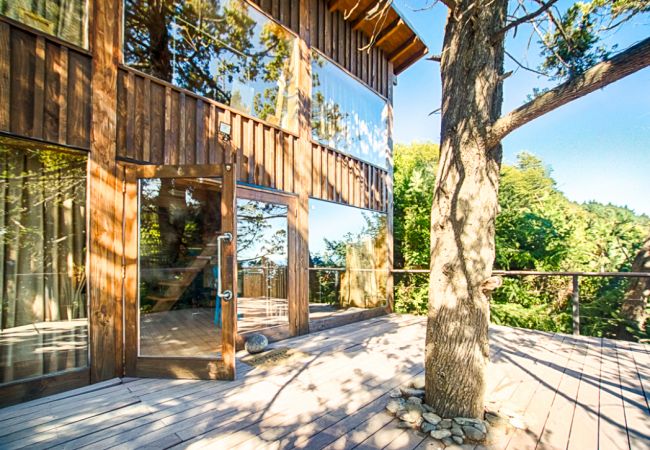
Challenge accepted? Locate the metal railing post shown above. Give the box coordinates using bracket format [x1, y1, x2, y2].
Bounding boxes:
[572, 275, 580, 335]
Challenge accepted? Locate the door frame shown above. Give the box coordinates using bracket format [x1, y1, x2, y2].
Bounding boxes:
[236, 186, 300, 345]
[123, 161, 238, 380]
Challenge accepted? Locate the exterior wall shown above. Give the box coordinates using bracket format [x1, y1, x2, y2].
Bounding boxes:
[0, 0, 401, 404]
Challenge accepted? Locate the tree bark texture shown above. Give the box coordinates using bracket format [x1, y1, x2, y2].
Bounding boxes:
[425, 0, 508, 419]
[618, 236, 650, 340]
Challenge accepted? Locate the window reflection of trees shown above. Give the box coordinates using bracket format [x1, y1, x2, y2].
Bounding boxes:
[309, 200, 388, 311]
[124, 0, 299, 131]
[311, 51, 389, 168]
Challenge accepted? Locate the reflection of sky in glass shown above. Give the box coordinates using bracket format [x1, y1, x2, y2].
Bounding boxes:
[312, 53, 389, 168]
[237, 199, 288, 266]
[309, 199, 385, 266]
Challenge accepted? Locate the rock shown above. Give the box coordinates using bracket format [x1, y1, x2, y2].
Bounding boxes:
[400, 386, 425, 397]
[389, 390, 402, 398]
[244, 334, 268, 354]
[454, 418, 487, 434]
[398, 420, 415, 429]
[430, 429, 452, 440]
[423, 412, 442, 425]
[421, 422, 437, 434]
[386, 398, 406, 414]
[440, 418, 453, 429]
[462, 425, 487, 442]
[407, 396, 423, 405]
[422, 403, 434, 413]
[441, 437, 455, 446]
[411, 375, 426, 390]
[451, 425, 464, 437]
[399, 403, 424, 423]
[452, 436, 464, 445]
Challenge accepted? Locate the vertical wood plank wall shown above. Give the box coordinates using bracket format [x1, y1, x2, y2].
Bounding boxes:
[0, 21, 91, 148]
[309, 0, 393, 100]
[251, 0, 300, 33]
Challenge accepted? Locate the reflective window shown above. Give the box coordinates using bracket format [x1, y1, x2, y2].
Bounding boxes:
[138, 177, 223, 358]
[237, 198, 288, 332]
[0, 141, 88, 385]
[311, 51, 389, 168]
[1, 0, 88, 48]
[309, 199, 388, 318]
[124, 0, 299, 132]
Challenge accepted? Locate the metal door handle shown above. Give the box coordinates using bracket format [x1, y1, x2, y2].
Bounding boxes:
[217, 232, 233, 302]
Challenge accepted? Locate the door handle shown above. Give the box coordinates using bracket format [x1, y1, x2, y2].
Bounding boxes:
[217, 232, 233, 302]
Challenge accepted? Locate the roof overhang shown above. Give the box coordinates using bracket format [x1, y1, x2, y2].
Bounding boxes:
[327, 0, 429, 75]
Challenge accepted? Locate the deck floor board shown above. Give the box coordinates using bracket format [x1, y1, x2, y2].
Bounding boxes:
[0, 315, 648, 450]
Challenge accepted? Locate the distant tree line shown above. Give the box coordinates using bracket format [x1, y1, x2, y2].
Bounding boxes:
[394, 141, 650, 341]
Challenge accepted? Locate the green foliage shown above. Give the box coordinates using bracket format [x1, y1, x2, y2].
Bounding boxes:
[393, 142, 650, 340]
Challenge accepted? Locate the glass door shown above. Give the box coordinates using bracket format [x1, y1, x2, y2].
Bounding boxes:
[123, 163, 237, 380]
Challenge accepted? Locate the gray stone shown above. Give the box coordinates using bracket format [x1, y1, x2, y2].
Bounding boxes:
[454, 418, 487, 434]
[407, 396, 423, 405]
[400, 386, 425, 397]
[399, 403, 424, 423]
[389, 390, 403, 398]
[423, 412, 442, 425]
[441, 437, 455, 446]
[452, 436, 464, 445]
[421, 422, 437, 434]
[244, 334, 268, 354]
[440, 418, 453, 429]
[462, 425, 487, 442]
[422, 403, 434, 413]
[386, 398, 406, 414]
[430, 429, 452, 440]
[412, 375, 426, 390]
[398, 420, 415, 429]
[451, 425, 464, 437]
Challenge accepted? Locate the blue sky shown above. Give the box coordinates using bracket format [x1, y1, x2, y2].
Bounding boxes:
[392, 1, 650, 216]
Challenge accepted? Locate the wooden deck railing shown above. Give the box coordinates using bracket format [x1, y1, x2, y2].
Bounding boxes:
[391, 269, 650, 336]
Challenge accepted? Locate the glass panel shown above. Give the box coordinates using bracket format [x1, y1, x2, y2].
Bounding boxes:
[1, 0, 88, 48]
[0, 143, 88, 385]
[138, 177, 223, 358]
[311, 51, 389, 168]
[124, 0, 299, 132]
[308, 199, 388, 319]
[237, 198, 288, 332]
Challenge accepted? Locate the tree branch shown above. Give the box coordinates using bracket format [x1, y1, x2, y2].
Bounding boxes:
[488, 36, 650, 147]
[493, 0, 559, 41]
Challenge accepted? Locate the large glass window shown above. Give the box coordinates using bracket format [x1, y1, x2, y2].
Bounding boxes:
[311, 51, 390, 168]
[237, 198, 288, 332]
[0, 140, 88, 385]
[124, 0, 299, 132]
[1, 0, 88, 48]
[309, 199, 388, 319]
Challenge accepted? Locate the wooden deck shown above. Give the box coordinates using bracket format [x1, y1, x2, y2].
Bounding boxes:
[0, 314, 648, 449]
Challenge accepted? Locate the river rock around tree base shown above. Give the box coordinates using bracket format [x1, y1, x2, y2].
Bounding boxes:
[384, 379, 520, 448]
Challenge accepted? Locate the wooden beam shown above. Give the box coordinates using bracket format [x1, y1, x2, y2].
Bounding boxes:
[374, 17, 403, 48]
[350, 2, 376, 31]
[89, 0, 122, 382]
[393, 45, 428, 74]
[387, 35, 418, 62]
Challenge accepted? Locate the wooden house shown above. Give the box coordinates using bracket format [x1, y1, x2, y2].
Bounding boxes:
[0, 0, 427, 406]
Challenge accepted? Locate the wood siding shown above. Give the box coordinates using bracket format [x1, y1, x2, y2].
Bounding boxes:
[309, 0, 392, 100]
[0, 20, 91, 148]
[116, 67, 298, 194]
[310, 142, 389, 213]
[251, 0, 300, 34]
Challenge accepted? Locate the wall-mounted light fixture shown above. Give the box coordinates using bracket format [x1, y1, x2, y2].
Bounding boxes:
[219, 121, 232, 141]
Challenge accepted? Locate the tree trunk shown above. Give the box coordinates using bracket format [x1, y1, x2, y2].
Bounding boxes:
[618, 236, 650, 340]
[425, 0, 507, 419]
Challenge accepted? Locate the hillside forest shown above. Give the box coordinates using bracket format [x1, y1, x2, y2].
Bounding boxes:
[394, 142, 650, 342]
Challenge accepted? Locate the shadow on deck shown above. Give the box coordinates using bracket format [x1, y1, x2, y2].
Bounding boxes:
[0, 314, 648, 449]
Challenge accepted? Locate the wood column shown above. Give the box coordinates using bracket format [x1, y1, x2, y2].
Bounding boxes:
[292, 0, 312, 335]
[385, 65, 395, 313]
[88, 0, 123, 382]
